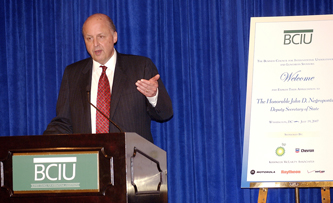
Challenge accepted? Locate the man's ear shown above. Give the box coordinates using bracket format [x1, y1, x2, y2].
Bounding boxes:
[113, 31, 118, 44]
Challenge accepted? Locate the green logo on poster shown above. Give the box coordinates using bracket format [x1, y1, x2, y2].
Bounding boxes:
[276, 147, 285, 156]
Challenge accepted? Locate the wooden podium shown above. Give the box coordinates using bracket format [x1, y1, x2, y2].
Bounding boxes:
[0, 133, 167, 203]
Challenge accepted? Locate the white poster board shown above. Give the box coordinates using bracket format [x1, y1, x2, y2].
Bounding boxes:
[241, 14, 333, 188]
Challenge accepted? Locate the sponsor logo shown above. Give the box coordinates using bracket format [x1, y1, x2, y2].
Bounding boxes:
[301, 149, 314, 152]
[281, 170, 301, 174]
[250, 170, 275, 175]
[284, 29, 313, 45]
[295, 148, 314, 153]
[276, 147, 285, 156]
[257, 171, 275, 174]
[307, 170, 325, 173]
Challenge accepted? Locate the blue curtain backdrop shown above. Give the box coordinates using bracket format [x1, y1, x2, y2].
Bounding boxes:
[1, 0, 333, 202]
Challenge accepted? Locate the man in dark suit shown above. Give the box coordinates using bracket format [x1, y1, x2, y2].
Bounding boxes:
[44, 13, 173, 143]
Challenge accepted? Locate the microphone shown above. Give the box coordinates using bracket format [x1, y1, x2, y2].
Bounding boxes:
[87, 91, 124, 133]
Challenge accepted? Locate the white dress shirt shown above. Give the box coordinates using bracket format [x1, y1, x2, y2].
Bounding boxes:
[90, 49, 158, 133]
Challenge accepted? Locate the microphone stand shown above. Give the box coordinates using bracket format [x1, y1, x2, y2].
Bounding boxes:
[87, 91, 123, 133]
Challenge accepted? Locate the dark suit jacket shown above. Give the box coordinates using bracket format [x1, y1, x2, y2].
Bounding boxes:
[44, 52, 173, 142]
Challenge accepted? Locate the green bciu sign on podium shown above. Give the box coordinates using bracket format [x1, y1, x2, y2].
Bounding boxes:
[12, 152, 99, 193]
[0, 133, 168, 203]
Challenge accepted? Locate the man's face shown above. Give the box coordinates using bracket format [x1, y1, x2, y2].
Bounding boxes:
[82, 16, 118, 65]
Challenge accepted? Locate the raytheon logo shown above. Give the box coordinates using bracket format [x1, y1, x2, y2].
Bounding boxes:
[284, 29, 313, 45]
[34, 157, 77, 181]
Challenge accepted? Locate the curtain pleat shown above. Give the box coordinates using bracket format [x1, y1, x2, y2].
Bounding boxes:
[1, 0, 333, 202]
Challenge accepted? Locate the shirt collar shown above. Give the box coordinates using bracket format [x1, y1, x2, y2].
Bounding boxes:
[92, 48, 117, 72]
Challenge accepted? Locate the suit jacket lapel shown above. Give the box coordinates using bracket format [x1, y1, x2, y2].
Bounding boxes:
[80, 58, 93, 133]
[110, 53, 127, 119]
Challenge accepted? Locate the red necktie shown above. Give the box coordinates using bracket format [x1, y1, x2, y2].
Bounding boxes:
[96, 65, 111, 133]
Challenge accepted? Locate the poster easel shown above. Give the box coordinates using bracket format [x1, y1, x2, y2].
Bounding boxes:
[252, 182, 332, 203]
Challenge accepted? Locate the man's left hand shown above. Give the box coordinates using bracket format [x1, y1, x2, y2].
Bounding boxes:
[136, 74, 160, 97]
